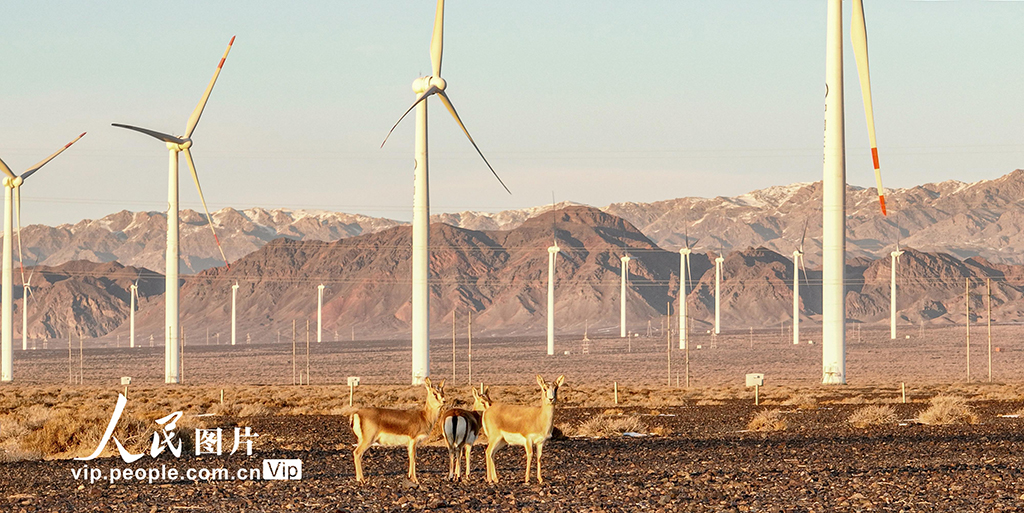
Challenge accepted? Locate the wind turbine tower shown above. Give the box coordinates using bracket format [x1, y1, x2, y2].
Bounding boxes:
[547, 243, 560, 356]
[129, 280, 138, 348]
[620, 255, 631, 338]
[822, 0, 888, 384]
[381, 0, 510, 384]
[317, 283, 325, 344]
[890, 245, 903, 340]
[21, 273, 33, 351]
[231, 281, 238, 346]
[714, 253, 724, 335]
[793, 221, 808, 345]
[679, 248, 690, 349]
[113, 37, 234, 383]
[0, 132, 86, 382]
[678, 231, 697, 350]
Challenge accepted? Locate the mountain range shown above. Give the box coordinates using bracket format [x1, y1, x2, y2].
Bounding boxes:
[10, 169, 1024, 277]
[15, 203, 1024, 343]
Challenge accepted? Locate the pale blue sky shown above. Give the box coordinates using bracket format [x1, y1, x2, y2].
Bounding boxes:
[1, 0, 1022, 226]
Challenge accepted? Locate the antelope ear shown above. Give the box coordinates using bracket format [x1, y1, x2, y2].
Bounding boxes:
[438, 379, 446, 390]
[483, 386, 490, 396]
[536, 375, 546, 388]
[555, 375, 565, 387]
[472, 387, 480, 399]
[423, 377, 432, 388]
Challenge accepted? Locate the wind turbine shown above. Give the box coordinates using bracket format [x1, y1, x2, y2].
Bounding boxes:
[890, 220, 903, 340]
[113, 37, 234, 384]
[129, 278, 138, 348]
[231, 281, 238, 346]
[546, 225, 560, 357]
[821, 0, 887, 384]
[381, 0, 510, 384]
[0, 132, 86, 382]
[678, 228, 698, 350]
[21, 271, 35, 351]
[620, 254, 631, 338]
[714, 249, 724, 336]
[317, 283, 325, 344]
[793, 220, 810, 345]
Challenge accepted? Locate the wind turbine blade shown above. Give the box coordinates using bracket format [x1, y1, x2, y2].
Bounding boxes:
[0, 156, 14, 179]
[186, 36, 236, 139]
[799, 218, 809, 252]
[381, 86, 439, 148]
[436, 90, 511, 194]
[851, 0, 886, 216]
[14, 186, 24, 283]
[800, 254, 810, 289]
[21, 132, 87, 180]
[685, 253, 692, 289]
[430, 0, 444, 77]
[183, 148, 230, 269]
[112, 124, 185, 145]
[896, 216, 901, 251]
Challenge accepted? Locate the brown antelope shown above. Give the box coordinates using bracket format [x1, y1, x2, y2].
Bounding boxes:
[349, 377, 446, 483]
[483, 375, 565, 484]
[440, 387, 491, 481]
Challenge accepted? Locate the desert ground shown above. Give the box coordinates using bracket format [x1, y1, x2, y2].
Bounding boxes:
[3, 325, 1024, 511]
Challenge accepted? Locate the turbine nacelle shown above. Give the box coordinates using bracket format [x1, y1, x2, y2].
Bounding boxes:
[2, 177, 23, 188]
[167, 138, 193, 151]
[413, 76, 446, 94]
[891, 250, 904, 259]
[548, 245, 560, 254]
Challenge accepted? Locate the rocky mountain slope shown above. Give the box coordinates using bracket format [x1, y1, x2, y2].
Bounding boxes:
[78, 206, 1024, 345]
[9, 170, 1024, 275]
[11, 208, 403, 274]
[11, 260, 161, 341]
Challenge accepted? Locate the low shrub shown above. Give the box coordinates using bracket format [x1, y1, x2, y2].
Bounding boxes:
[747, 409, 788, 432]
[572, 414, 648, 438]
[848, 405, 897, 428]
[917, 395, 977, 425]
[782, 394, 819, 410]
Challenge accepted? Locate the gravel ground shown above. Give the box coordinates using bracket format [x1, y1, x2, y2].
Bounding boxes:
[5, 402, 1024, 512]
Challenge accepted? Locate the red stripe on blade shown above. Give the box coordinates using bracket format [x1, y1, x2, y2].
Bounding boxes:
[879, 195, 887, 216]
[871, 147, 880, 169]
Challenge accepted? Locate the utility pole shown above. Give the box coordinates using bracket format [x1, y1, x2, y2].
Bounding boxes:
[987, 278, 992, 383]
[666, 303, 671, 387]
[305, 319, 310, 385]
[966, 278, 971, 383]
[452, 310, 457, 383]
[468, 310, 473, 386]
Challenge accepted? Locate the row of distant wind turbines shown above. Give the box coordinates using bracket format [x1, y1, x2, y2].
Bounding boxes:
[1, 0, 890, 387]
[517, 0, 894, 387]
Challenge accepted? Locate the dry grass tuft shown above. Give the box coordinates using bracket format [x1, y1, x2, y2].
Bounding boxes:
[782, 394, 819, 410]
[571, 414, 648, 438]
[848, 405, 898, 428]
[747, 409, 788, 432]
[917, 395, 978, 425]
